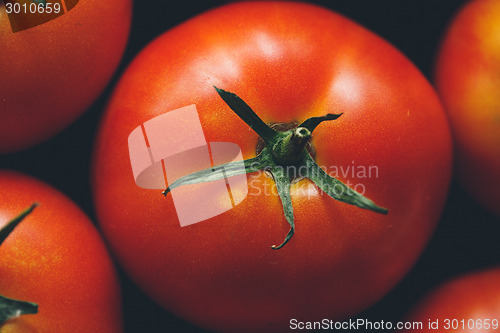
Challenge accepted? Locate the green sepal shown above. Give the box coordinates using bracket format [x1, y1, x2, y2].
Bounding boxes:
[163, 87, 389, 249]
[269, 166, 294, 250]
[163, 151, 273, 196]
[0, 295, 38, 326]
[302, 153, 388, 214]
[214, 86, 277, 144]
[0, 204, 39, 326]
[298, 113, 343, 133]
[0, 203, 38, 247]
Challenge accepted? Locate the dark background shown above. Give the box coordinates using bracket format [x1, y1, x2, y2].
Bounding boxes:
[3, 0, 500, 332]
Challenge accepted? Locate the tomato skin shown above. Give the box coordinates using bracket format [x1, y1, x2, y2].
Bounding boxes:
[0, 0, 131, 153]
[435, 0, 500, 217]
[398, 268, 500, 333]
[0, 170, 123, 332]
[92, 2, 452, 332]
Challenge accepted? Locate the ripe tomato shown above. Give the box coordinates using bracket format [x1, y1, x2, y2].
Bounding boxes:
[0, 170, 123, 332]
[0, 0, 131, 153]
[92, 2, 452, 332]
[435, 0, 500, 217]
[398, 268, 500, 333]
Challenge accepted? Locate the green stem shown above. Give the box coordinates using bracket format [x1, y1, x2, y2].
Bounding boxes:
[163, 87, 388, 249]
[271, 127, 311, 166]
[0, 204, 39, 326]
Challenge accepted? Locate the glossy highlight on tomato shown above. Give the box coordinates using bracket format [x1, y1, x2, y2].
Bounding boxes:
[92, 2, 452, 332]
[0, 170, 123, 332]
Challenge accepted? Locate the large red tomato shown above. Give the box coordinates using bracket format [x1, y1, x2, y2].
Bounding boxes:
[0, 0, 131, 153]
[435, 0, 500, 217]
[92, 2, 452, 332]
[398, 268, 500, 333]
[0, 170, 123, 332]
